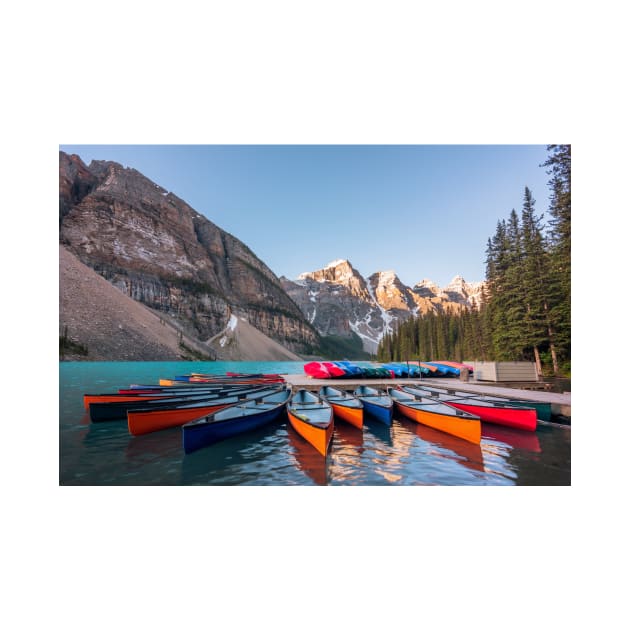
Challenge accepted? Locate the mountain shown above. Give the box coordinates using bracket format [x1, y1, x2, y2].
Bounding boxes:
[60, 244, 191, 360]
[59, 243, 305, 361]
[59, 151, 319, 359]
[281, 260, 485, 354]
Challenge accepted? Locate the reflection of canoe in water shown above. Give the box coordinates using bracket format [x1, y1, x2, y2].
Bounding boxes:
[334, 419, 364, 449]
[482, 424, 542, 453]
[364, 417, 393, 446]
[412, 422, 485, 473]
[388, 387, 481, 444]
[287, 389, 334, 456]
[319, 386, 364, 429]
[125, 425, 182, 463]
[287, 428, 329, 485]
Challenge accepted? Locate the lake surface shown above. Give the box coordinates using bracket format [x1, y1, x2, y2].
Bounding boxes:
[59, 361, 571, 485]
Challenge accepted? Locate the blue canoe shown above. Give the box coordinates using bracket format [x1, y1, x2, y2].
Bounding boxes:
[424, 362, 457, 376]
[353, 385, 394, 426]
[381, 362, 424, 378]
[381, 363, 408, 377]
[333, 361, 365, 377]
[182, 388, 290, 454]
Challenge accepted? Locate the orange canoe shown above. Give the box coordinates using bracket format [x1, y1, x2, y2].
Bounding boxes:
[287, 389, 334, 457]
[318, 386, 363, 429]
[388, 387, 481, 444]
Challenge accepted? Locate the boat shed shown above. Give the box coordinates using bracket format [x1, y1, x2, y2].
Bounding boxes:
[466, 361, 539, 382]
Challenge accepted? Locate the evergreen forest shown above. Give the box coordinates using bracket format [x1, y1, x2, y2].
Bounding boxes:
[376, 145, 571, 377]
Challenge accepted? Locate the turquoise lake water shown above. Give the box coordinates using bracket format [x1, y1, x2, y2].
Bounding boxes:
[59, 361, 571, 485]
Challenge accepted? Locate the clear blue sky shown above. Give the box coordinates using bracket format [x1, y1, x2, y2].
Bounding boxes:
[59, 144, 552, 288]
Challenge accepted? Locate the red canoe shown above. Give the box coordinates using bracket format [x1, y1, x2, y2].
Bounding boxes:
[304, 362, 331, 379]
[402, 386, 537, 432]
[322, 362, 347, 377]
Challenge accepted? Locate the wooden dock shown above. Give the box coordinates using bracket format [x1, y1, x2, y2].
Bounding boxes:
[282, 375, 571, 419]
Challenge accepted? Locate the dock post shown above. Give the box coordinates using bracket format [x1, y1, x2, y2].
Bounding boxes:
[459, 368, 470, 382]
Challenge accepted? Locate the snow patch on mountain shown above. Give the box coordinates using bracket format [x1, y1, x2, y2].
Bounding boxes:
[366, 278, 393, 338]
[284, 259, 485, 354]
[325, 259, 348, 269]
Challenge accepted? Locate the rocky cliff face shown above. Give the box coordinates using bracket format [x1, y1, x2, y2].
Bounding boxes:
[282, 259, 485, 354]
[59, 151, 319, 357]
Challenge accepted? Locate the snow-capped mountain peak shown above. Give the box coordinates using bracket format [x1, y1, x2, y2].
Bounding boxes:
[282, 259, 485, 354]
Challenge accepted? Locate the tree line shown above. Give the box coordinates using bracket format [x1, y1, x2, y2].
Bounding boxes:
[377, 145, 571, 376]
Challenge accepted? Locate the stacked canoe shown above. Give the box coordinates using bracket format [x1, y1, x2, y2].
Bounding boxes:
[303, 360, 473, 379]
[304, 361, 393, 379]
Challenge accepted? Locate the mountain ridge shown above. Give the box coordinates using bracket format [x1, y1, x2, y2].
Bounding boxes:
[282, 259, 485, 354]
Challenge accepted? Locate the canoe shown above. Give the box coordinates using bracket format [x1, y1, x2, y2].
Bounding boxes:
[407, 361, 434, 376]
[173, 372, 282, 382]
[287, 389, 334, 456]
[189, 375, 284, 384]
[188, 375, 285, 384]
[403, 385, 538, 432]
[303, 362, 331, 379]
[224, 372, 283, 379]
[85, 392, 171, 410]
[353, 385, 393, 426]
[407, 365, 422, 377]
[85, 384, 230, 409]
[387, 387, 481, 444]
[418, 362, 439, 374]
[360, 366, 395, 378]
[383, 362, 423, 377]
[412, 422, 485, 473]
[381, 363, 409, 377]
[479, 396, 550, 422]
[431, 360, 474, 373]
[127, 387, 282, 436]
[158, 375, 284, 386]
[322, 362, 348, 377]
[116, 384, 236, 396]
[319, 386, 364, 429]
[88, 385, 270, 422]
[333, 361, 364, 376]
[182, 388, 290, 454]
[413, 384, 551, 422]
[424, 362, 459, 376]
[286, 428, 329, 485]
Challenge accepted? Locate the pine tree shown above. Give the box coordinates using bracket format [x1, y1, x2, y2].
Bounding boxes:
[520, 186, 552, 373]
[504, 209, 527, 357]
[542, 145, 571, 367]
